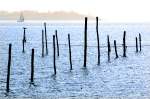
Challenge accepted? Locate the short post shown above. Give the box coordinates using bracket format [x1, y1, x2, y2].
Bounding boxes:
[42, 30, 44, 57]
[96, 17, 100, 65]
[44, 22, 48, 55]
[114, 40, 118, 58]
[23, 27, 27, 43]
[22, 27, 26, 53]
[123, 31, 126, 57]
[68, 34, 72, 70]
[53, 35, 56, 75]
[22, 39, 25, 53]
[31, 49, 34, 83]
[136, 37, 138, 52]
[107, 35, 111, 62]
[6, 44, 12, 92]
[139, 33, 142, 51]
[83, 17, 88, 67]
[55, 30, 59, 57]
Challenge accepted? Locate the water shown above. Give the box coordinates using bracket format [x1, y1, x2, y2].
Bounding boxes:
[0, 21, 150, 98]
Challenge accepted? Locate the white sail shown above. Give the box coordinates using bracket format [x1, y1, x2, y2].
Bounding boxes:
[17, 13, 24, 22]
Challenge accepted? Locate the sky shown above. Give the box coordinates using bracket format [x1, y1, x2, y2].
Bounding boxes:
[0, 0, 150, 22]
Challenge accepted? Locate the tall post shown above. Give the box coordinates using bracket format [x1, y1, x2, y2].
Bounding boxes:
[114, 40, 118, 58]
[107, 35, 111, 62]
[55, 30, 59, 57]
[53, 35, 56, 75]
[68, 34, 72, 70]
[42, 30, 44, 57]
[23, 27, 27, 43]
[123, 31, 126, 57]
[83, 17, 88, 67]
[139, 33, 142, 51]
[44, 22, 48, 55]
[96, 17, 100, 65]
[31, 49, 34, 83]
[136, 37, 138, 52]
[6, 44, 12, 92]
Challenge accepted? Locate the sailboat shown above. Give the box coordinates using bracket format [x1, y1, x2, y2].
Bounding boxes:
[17, 13, 24, 22]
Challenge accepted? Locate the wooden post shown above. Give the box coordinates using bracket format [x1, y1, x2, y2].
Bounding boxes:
[55, 30, 59, 57]
[53, 35, 56, 75]
[107, 35, 111, 62]
[31, 49, 34, 83]
[68, 34, 72, 70]
[139, 33, 142, 51]
[6, 44, 12, 92]
[123, 31, 126, 57]
[23, 27, 27, 43]
[136, 37, 138, 52]
[114, 40, 118, 58]
[44, 22, 48, 55]
[83, 17, 88, 67]
[22, 39, 25, 53]
[42, 30, 44, 57]
[22, 27, 26, 53]
[96, 17, 100, 65]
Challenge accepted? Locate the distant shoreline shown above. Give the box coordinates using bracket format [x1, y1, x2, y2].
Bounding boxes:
[0, 20, 94, 23]
[0, 10, 94, 21]
[0, 19, 150, 24]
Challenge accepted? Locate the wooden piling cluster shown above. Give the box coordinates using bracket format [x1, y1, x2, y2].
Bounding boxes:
[4, 17, 144, 92]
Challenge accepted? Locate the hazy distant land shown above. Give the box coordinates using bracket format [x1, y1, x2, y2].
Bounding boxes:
[0, 11, 94, 20]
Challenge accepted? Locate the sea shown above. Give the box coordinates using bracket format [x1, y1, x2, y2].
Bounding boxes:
[0, 20, 150, 98]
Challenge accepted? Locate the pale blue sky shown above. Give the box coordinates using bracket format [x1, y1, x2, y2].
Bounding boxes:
[0, 0, 150, 22]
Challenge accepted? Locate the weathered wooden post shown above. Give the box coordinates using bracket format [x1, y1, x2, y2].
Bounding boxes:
[42, 30, 44, 57]
[68, 34, 72, 70]
[23, 27, 27, 43]
[114, 40, 118, 58]
[31, 49, 34, 83]
[53, 35, 56, 75]
[136, 37, 138, 52]
[139, 33, 142, 51]
[123, 31, 126, 57]
[107, 35, 111, 62]
[96, 17, 100, 65]
[55, 30, 59, 57]
[83, 17, 88, 67]
[44, 22, 48, 55]
[6, 44, 12, 92]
